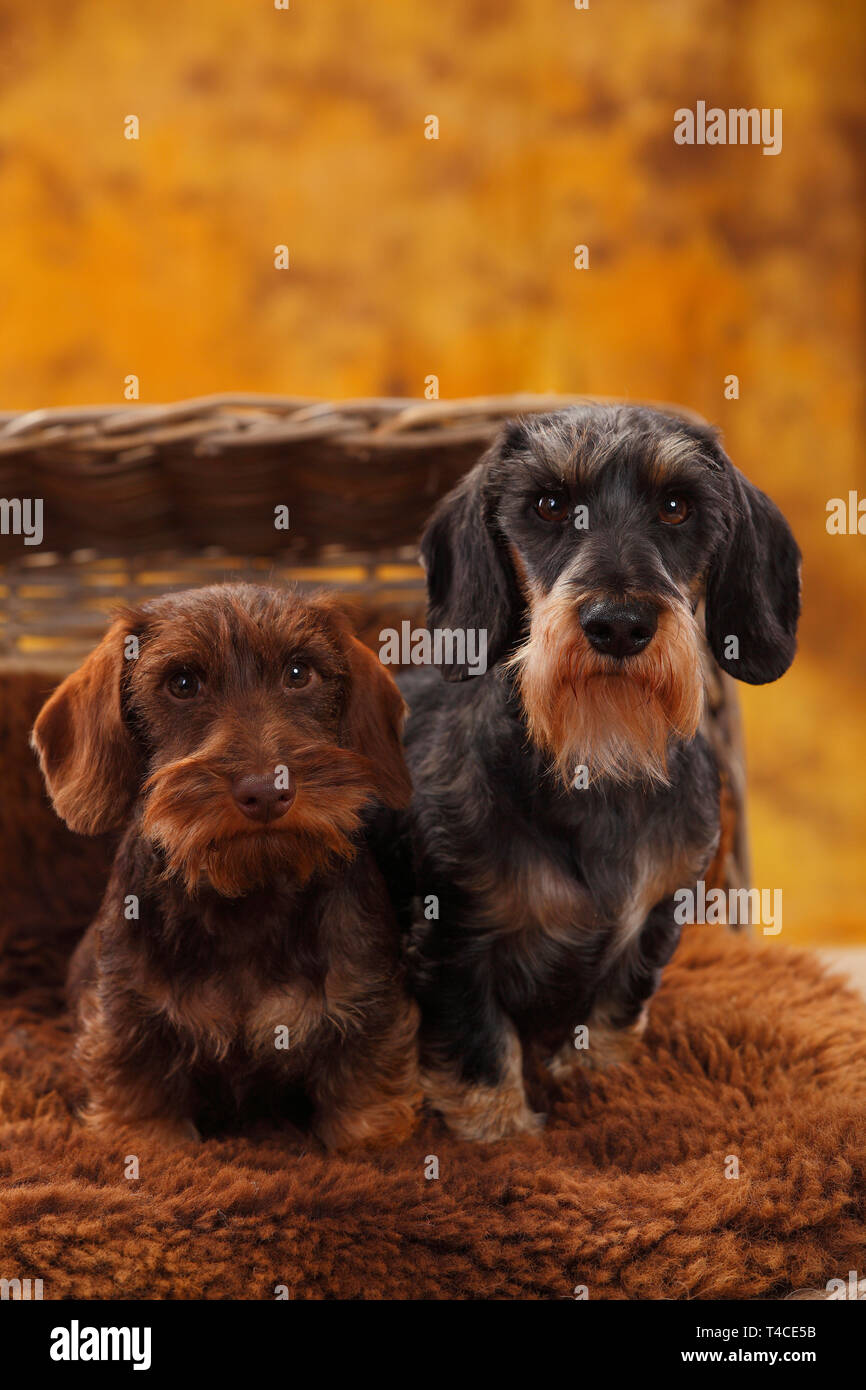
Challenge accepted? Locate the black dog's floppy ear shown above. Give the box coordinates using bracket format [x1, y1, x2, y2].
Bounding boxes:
[705, 457, 801, 684]
[420, 449, 523, 681]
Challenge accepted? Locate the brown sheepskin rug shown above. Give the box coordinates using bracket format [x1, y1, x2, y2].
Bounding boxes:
[1, 675, 865, 1300]
[1, 923, 864, 1300]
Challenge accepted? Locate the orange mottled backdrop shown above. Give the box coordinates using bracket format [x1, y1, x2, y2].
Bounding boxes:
[0, 0, 863, 943]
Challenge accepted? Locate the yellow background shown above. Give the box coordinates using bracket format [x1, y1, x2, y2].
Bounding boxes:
[0, 0, 863, 943]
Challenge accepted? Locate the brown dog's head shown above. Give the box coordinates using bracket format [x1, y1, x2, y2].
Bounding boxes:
[31, 584, 410, 895]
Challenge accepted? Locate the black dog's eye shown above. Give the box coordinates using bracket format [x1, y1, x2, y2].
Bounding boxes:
[658, 495, 690, 526]
[165, 669, 202, 701]
[284, 660, 315, 690]
[534, 491, 569, 523]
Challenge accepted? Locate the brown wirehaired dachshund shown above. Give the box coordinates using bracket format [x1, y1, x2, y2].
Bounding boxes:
[31, 583, 420, 1150]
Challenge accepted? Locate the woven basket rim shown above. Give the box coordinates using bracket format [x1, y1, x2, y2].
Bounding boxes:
[0, 392, 705, 458]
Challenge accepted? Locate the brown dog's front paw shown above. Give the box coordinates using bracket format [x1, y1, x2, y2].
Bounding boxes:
[140, 1116, 202, 1148]
[315, 1094, 420, 1152]
[83, 1106, 201, 1150]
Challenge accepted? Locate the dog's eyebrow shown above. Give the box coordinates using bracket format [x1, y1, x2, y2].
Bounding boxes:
[649, 432, 707, 477]
[517, 455, 572, 491]
[524, 417, 635, 484]
[274, 606, 351, 660]
[283, 634, 346, 674]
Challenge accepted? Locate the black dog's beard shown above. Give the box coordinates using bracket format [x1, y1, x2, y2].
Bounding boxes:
[508, 586, 705, 787]
[141, 744, 378, 897]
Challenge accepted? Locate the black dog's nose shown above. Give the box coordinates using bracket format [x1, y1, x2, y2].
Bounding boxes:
[232, 772, 295, 823]
[579, 599, 658, 659]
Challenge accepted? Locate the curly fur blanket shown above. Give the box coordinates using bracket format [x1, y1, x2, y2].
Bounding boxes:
[1, 922, 864, 1300]
[1, 675, 864, 1300]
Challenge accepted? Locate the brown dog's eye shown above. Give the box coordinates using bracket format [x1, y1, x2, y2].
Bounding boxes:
[534, 492, 569, 523]
[659, 495, 690, 526]
[166, 669, 201, 701]
[284, 661, 314, 690]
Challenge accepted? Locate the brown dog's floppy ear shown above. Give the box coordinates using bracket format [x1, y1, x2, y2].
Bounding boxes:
[30, 616, 139, 834]
[420, 446, 524, 681]
[705, 460, 801, 685]
[343, 637, 412, 809]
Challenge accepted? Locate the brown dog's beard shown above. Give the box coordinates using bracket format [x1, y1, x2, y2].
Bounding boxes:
[508, 586, 705, 787]
[141, 744, 378, 897]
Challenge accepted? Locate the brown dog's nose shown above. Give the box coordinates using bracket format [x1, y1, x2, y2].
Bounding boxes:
[231, 772, 295, 823]
[580, 598, 658, 659]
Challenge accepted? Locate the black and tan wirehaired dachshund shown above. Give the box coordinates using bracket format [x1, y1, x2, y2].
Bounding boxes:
[392, 404, 801, 1140]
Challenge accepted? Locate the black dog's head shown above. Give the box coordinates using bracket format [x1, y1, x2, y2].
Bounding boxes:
[421, 404, 801, 785]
